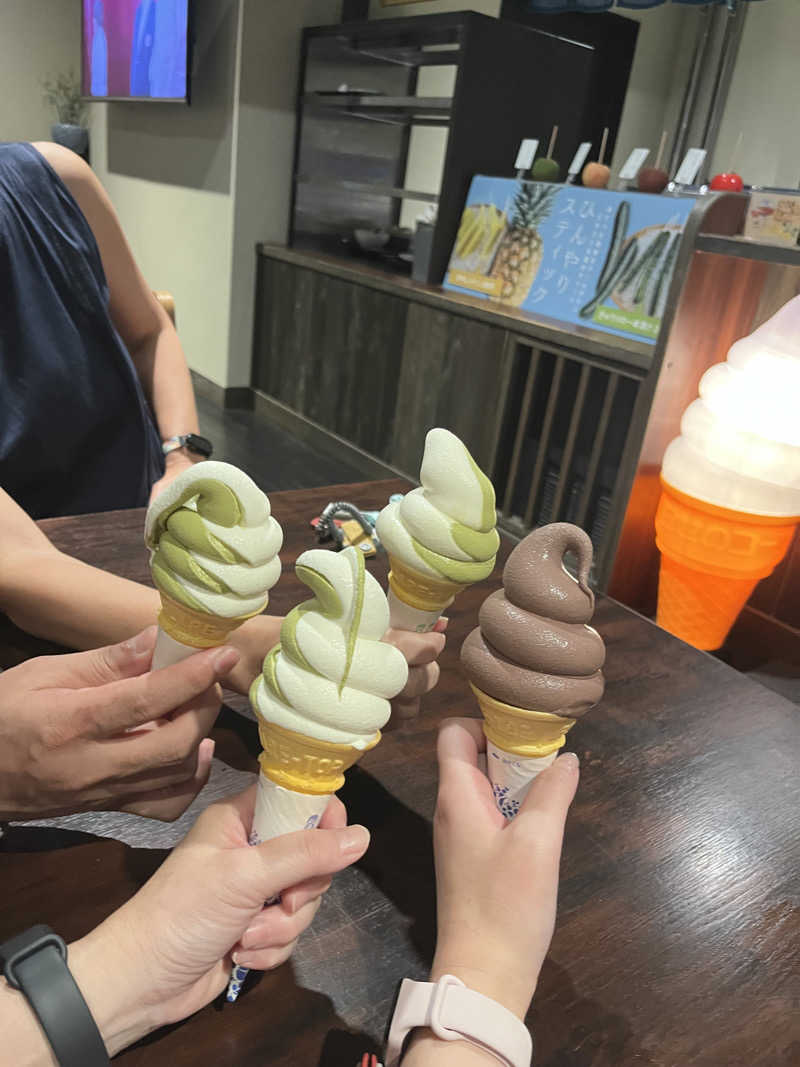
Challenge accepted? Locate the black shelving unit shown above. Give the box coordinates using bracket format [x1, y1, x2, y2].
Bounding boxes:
[290, 11, 615, 284]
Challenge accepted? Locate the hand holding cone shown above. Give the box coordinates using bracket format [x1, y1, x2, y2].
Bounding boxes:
[227, 545, 408, 1001]
[144, 461, 283, 668]
[461, 523, 605, 818]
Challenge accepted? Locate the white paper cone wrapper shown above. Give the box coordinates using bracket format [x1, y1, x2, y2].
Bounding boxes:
[150, 626, 198, 670]
[226, 774, 332, 1003]
[249, 772, 332, 845]
[486, 740, 557, 820]
[387, 589, 443, 633]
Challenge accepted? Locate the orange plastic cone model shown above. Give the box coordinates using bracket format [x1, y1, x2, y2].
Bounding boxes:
[655, 296, 800, 650]
[655, 481, 797, 649]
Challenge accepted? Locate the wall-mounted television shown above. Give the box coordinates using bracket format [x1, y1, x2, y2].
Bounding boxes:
[82, 0, 191, 103]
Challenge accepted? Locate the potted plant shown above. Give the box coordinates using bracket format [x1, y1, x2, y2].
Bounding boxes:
[42, 70, 88, 156]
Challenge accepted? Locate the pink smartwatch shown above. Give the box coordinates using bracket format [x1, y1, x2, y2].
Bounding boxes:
[385, 974, 532, 1066]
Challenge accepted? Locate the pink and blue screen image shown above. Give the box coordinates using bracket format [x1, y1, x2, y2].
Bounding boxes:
[83, 0, 188, 101]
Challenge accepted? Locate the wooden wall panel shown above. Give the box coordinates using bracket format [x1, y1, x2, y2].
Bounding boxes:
[389, 304, 513, 478]
[252, 258, 408, 462]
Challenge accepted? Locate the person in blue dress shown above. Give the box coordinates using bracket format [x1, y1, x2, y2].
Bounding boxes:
[0, 141, 203, 519]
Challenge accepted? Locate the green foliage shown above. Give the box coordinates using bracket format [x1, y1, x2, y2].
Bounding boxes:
[42, 70, 87, 126]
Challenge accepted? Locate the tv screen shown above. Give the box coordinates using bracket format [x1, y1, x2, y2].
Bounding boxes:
[82, 0, 190, 102]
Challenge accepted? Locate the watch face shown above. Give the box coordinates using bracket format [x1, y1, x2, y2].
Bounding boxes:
[185, 433, 213, 457]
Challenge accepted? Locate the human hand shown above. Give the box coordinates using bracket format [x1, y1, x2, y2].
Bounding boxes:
[0, 626, 237, 821]
[224, 612, 284, 695]
[223, 615, 446, 705]
[148, 449, 203, 505]
[431, 718, 578, 1019]
[384, 618, 447, 722]
[68, 787, 370, 1054]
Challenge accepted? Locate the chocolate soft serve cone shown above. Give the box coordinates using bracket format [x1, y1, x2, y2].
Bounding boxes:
[461, 523, 605, 818]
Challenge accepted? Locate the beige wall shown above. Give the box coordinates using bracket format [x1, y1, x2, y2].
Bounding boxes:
[90, 0, 240, 389]
[227, 0, 340, 387]
[0, 1, 81, 142]
[91, 0, 340, 390]
[713, 0, 800, 188]
[608, 5, 692, 174]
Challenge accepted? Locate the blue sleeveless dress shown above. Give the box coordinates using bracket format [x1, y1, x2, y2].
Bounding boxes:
[0, 142, 164, 518]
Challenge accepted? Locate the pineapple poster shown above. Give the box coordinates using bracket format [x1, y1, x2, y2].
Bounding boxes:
[444, 176, 694, 343]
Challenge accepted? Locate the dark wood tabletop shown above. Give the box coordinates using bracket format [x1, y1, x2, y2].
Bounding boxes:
[2, 479, 798, 1067]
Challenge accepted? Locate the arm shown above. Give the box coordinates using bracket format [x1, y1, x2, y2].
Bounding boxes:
[401, 719, 579, 1066]
[1, 789, 369, 1062]
[31, 142, 201, 487]
[0, 486, 161, 650]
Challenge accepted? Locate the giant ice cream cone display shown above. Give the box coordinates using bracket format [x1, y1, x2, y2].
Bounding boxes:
[226, 546, 408, 1001]
[145, 462, 283, 668]
[656, 296, 800, 650]
[461, 524, 605, 819]
[376, 428, 499, 633]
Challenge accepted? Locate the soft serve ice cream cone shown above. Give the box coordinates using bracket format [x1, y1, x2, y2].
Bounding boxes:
[461, 523, 605, 819]
[226, 545, 408, 1002]
[657, 296, 800, 650]
[145, 461, 283, 668]
[376, 428, 499, 632]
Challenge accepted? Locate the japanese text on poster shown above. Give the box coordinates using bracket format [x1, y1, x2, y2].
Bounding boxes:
[444, 177, 694, 343]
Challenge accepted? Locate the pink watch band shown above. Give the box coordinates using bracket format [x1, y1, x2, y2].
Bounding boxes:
[385, 975, 532, 1067]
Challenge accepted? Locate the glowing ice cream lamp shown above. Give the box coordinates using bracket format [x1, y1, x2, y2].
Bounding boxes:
[655, 296, 800, 651]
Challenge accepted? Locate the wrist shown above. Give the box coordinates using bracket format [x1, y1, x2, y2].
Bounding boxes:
[430, 948, 536, 1021]
[68, 925, 158, 1056]
[163, 447, 198, 466]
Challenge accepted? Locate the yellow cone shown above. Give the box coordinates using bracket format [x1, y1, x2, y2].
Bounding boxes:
[157, 592, 263, 648]
[470, 683, 574, 758]
[387, 555, 466, 614]
[257, 720, 380, 795]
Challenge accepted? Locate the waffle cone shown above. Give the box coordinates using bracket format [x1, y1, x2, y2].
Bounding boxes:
[257, 720, 379, 795]
[470, 683, 574, 758]
[387, 555, 466, 613]
[655, 479, 798, 650]
[157, 592, 263, 648]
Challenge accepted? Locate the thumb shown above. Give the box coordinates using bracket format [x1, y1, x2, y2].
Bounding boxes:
[517, 751, 580, 828]
[246, 824, 370, 903]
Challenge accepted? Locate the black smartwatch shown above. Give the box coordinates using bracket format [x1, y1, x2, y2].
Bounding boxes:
[1, 925, 110, 1066]
[162, 432, 213, 458]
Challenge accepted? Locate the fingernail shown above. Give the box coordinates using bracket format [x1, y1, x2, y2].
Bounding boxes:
[242, 919, 261, 939]
[558, 752, 579, 771]
[339, 825, 369, 855]
[123, 626, 156, 655]
[232, 951, 240, 965]
[211, 646, 239, 673]
[435, 617, 449, 632]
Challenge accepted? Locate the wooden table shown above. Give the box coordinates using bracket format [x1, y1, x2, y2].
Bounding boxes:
[2, 479, 798, 1066]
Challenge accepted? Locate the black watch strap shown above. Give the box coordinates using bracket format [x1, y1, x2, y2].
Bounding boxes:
[1, 925, 110, 1066]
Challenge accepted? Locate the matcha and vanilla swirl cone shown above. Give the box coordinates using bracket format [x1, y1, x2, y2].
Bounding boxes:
[251, 546, 408, 750]
[376, 428, 499, 587]
[145, 461, 283, 619]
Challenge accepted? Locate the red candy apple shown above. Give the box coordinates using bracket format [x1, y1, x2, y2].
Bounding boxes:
[710, 172, 744, 192]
